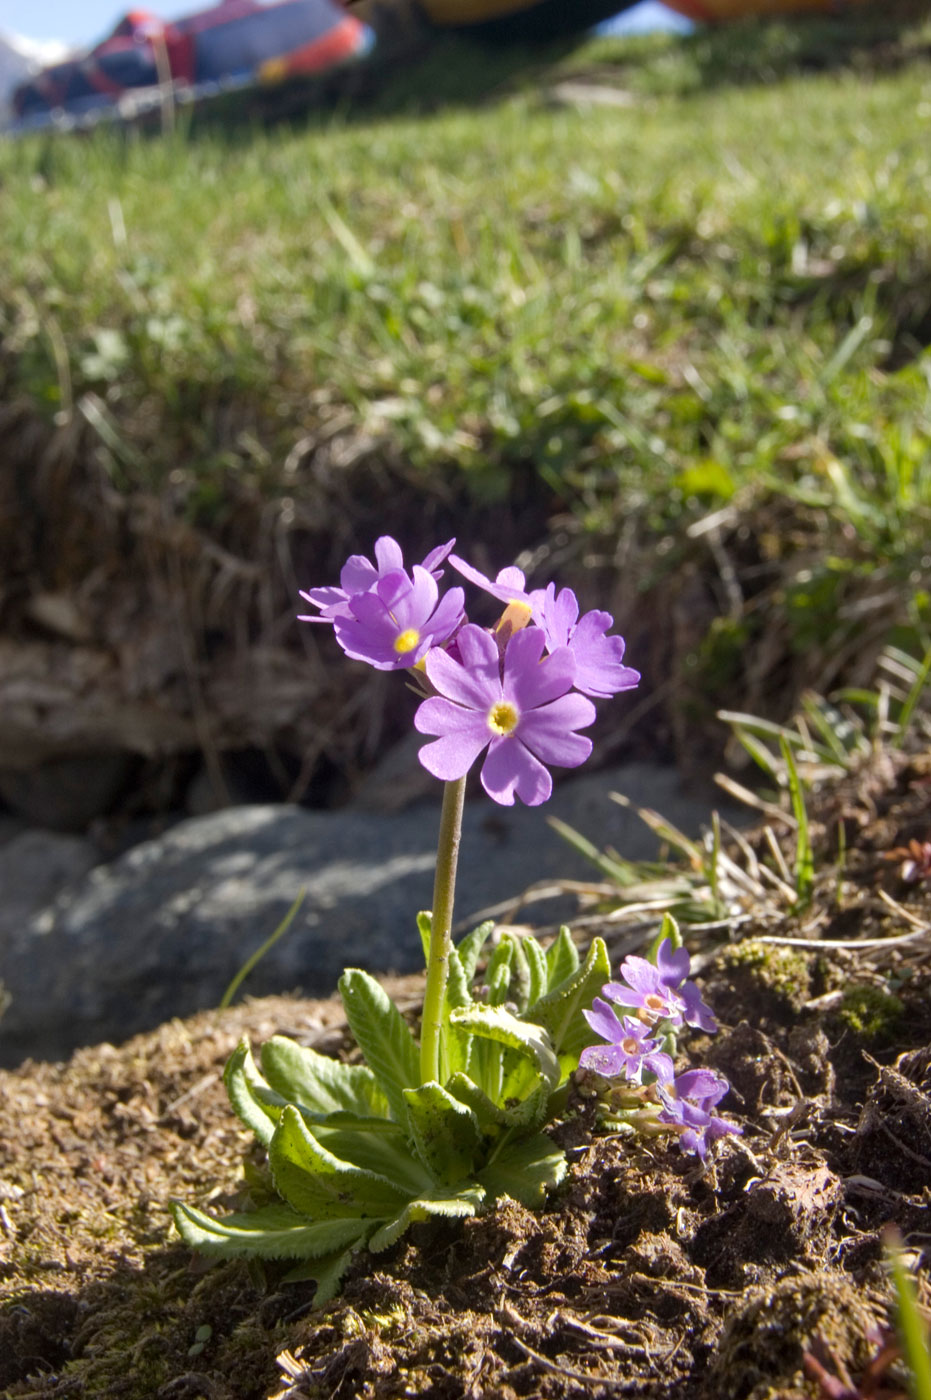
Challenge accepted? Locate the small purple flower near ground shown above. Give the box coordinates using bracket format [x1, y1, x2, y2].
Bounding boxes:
[538, 584, 641, 699]
[603, 938, 718, 1033]
[655, 1067, 742, 1159]
[414, 623, 596, 806]
[299, 536, 455, 623]
[579, 999, 673, 1084]
[333, 567, 464, 671]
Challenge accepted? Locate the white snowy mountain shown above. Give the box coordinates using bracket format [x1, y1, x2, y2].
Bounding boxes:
[0, 30, 72, 128]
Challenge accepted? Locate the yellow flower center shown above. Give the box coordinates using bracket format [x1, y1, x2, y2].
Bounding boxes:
[645, 994, 666, 1012]
[487, 700, 520, 736]
[394, 627, 420, 655]
[621, 1037, 640, 1056]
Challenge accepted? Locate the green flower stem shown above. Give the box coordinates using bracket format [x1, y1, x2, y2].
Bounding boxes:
[420, 775, 467, 1085]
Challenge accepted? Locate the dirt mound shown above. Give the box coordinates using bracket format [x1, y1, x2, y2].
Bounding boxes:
[2, 751, 930, 1398]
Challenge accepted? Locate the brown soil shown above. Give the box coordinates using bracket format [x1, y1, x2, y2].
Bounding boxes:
[2, 750, 930, 1400]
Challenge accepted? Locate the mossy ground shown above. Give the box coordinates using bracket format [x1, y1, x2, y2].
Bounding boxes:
[2, 749, 930, 1399]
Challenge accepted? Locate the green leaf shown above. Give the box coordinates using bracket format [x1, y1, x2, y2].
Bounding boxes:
[477, 1133, 567, 1206]
[315, 1122, 433, 1196]
[527, 936, 611, 1065]
[368, 1185, 486, 1253]
[403, 1082, 481, 1184]
[647, 912, 682, 963]
[547, 815, 640, 886]
[455, 920, 494, 985]
[417, 910, 432, 963]
[260, 1036, 390, 1120]
[269, 1106, 410, 1218]
[450, 1005, 560, 1089]
[888, 1232, 931, 1400]
[780, 736, 814, 909]
[170, 1199, 371, 1261]
[446, 1070, 550, 1132]
[485, 937, 514, 1007]
[220, 890, 305, 1010]
[282, 1246, 358, 1304]
[498, 1045, 548, 1109]
[521, 934, 549, 1011]
[509, 934, 531, 1012]
[339, 969, 420, 1124]
[545, 927, 579, 990]
[224, 1039, 285, 1147]
[443, 944, 471, 1008]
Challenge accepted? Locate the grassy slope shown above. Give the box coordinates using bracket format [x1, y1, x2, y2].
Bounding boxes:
[1, 16, 929, 761]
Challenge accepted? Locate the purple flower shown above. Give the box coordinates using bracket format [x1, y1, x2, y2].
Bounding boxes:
[299, 537, 455, 623]
[538, 584, 640, 699]
[655, 1068, 741, 1159]
[333, 567, 464, 671]
[414, 624, 596, 806]
[449, 554, 545, 614]
[602, 938, 717, 1033]
[579, 999, 674, 1084]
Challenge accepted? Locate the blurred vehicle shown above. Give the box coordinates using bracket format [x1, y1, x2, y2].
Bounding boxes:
[11, 0, 373, 131]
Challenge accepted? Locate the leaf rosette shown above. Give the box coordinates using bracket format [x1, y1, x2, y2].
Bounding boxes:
[171, 920, 609, 1303]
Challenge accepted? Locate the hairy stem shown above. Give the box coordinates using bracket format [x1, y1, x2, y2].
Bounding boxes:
[420, 775, 467, 1085]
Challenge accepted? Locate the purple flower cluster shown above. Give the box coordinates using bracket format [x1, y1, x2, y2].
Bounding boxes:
[299, 536, 640, 807]
[579, 937, 740, 1159]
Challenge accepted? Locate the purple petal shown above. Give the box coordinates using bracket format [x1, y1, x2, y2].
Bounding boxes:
[421, 538, 456, 576]
[571, 614, 639, 698]
[299, 585, 345, 610]
[540, 584, 579, 651]
[422, 587, 465, 646]
[450, 555, 530, 604]
[414, 696, 487, 740]
[645, 1051, 675, 1083]
[374, 566, 429, 620]
[601, 981, 646, 1010]
[578, 1043, 635, 1077]
[583, 997, 627, 1044]
[340, 554, 380, 596]
[569, 611, 640, 698]
[373, 536, 404, 574]
[480, 738, 551, 806]
[424, 625, 500, 710]
[673, 1069, 728, 1107]
[415, 707, 491, 782]
[517, 694, 596, 768]
[655, 939, 691, 988]
[680, 982, 718, 1034]
[503, 634, 576, 710]
[615, 956, 664, 996]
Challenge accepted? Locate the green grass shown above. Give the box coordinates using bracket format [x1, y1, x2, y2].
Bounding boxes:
[2, 16, 930, 712]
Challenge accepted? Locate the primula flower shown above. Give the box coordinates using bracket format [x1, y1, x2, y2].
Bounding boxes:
[579, 998, 673, 1084]
[449, 555, 544, 615]
[655, 1067, 741, 1159]
[414, 624, 596, 806]
[603, 937, 717, 1033]
[539, 584, 641, 699]
[299, 536, 455, 623]
[333, 566, 464, 671]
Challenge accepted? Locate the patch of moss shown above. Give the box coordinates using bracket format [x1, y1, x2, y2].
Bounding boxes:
[836, 985, 905, 1042]
[723, 940, 812, 1012]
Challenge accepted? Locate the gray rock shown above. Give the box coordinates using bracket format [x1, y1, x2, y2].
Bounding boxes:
[0, 764, 738, 1065]
[0, 829, 98, 936]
